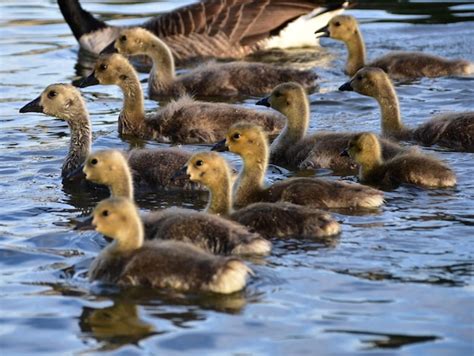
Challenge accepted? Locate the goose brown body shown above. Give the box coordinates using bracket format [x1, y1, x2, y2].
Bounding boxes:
[185, 152, 341, 238]
[340, 67, 474, 152]
[18, 83, 197, 190]
[113, 28, 318, 98]
[88, 197, 251, 294]
[345, 133, 457, 189]
[80, 54, 286, 143]
[256, 82, 405, 174]
[82, 149, 271, 256]
[59, 0, 346, 63]
[220, 123, 384, 209]
[318, 15, 473, 80]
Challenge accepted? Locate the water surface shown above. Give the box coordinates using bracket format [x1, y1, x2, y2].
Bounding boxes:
[0, 1, 473, 354]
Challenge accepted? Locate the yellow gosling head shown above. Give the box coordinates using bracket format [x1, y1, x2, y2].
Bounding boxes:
[114, 27, 155, 56]
[225, 122, 268, 160]
[19, 83, 85, 121]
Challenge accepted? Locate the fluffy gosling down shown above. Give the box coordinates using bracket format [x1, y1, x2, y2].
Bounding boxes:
[253, 82, 405, 174]
[183, 152, 341, 238]
[111, 27, 318, 98]
[80, 149, 271, 256]
[85, 197, 252, 294]
[339, 67, 474, 152]
[342, 132, 456, 189]
[316, 15, 473, 80]
[213, 123, 384, 210]
[19, 83, 197, 190]
[78, 54, 285, 143]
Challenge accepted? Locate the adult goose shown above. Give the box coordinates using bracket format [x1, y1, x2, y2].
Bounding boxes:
[112, 27, 318, 99]
[213, 123, 385, 209]
[342, 132, 457, 189]
[83, 197, 252, 294]
[79, 149, 272, 256]
[19, 83, 197, 190]
[182, 151, 341, 238]
[316, 15, 473, 80]
[59, 0, 348, 64]
[339, 67, 474, 152]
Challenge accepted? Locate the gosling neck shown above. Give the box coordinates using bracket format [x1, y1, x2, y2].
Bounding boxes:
[345, 29, 366, 76]
[205, 169, 233, 216]
[62, 105, 92, 179]
[373, 82, 405, 138]
[357, 150, 383, 182]
[117, 71, 145, 132]
[270, 97, 309, 158]
[235, 143, 268, 204]
[109, 164, 134, 200]
[146, 36, 175, 91]
[112, 217, 144, 252]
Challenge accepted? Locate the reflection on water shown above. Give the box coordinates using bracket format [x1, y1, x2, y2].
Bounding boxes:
[0, 0, 473, 354]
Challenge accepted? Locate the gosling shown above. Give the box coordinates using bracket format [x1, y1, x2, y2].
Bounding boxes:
[81, 149, 271, 256]
[339, 67, 474, 152]
[214, 123, 384, 210]
[251, 82, 405, 174]
[183, 152, 341, 238]
[112, 27, 318, 98]
[78, 53, 285, 143]
[342, 132, 456, 189]
[316, 15, 473, 80]
[85, 197, 252, 294]
[19, 83, 196, 190]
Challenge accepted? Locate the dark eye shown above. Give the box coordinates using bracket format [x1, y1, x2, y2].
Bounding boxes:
[232, 133, 241, 140]
[99, 64, 108, 71]
[102, 210, 109, 217]
[47, 91, 57, 99]
[274, 92, 281, 98]
[120, 35, 127, 42]
[91, 158, 98, 165]
[357, 75, 362, 80]
[196, 160, 203, 167]
[334, 21, 341, 27]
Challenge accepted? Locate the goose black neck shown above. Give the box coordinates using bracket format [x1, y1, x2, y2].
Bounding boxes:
[58, 0, 108, 41]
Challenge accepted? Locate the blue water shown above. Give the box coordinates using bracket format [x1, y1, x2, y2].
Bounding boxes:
[0, 1, 473, 354]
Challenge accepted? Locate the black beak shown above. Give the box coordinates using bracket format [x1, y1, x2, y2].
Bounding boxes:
[256, 96, 270, 107]
[171, 165, 190, 182]
[19, 96, 44, 114]
[340, 149, 350, 157]
[100, 41, 118, 55]
[339, 81, 353, 91]
[65, 163, 85, 181]
[74, 215, 95, 231]
[77, 72, 99, 88]
[315, 25, 330, 38]
[211, 139, 228, 152]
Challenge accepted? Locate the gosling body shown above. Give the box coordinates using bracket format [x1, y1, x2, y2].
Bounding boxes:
[113, 27, 318, 98]
[220, 123, 384, 209]
[185, 152, 341, 238]
[82, 149, 271, 256]
[317, 15, 473, 80]
[88, 197, 251, 294]
[344, 133, 456, 189]
[340, 67, 474, 152]
[79, 54, 286, 143]
[255, 82, 404, 175]
[19, 84, 196, 190]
